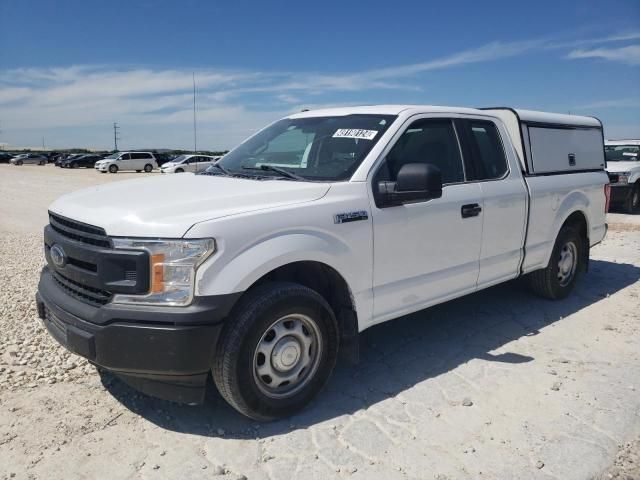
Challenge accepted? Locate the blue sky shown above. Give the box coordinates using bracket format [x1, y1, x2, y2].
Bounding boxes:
[0, 0, 639, 150]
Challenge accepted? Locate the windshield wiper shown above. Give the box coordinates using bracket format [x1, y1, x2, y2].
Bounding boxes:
[199, 163, 230, 176]
[242, 165, 306, 181]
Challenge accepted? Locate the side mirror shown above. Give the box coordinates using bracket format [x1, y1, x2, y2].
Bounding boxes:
[377, 163, 443, 207]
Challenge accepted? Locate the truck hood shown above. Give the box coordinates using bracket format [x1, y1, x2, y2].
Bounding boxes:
[606, 161, 640, 173]
[49, 174, 331, 237]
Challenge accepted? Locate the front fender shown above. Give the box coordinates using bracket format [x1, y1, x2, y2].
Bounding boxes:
[198, 230, 352, 295]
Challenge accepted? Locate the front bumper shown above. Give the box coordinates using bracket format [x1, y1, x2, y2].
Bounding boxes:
[95, 164, 108, 171]
[36, 266, 241, 404]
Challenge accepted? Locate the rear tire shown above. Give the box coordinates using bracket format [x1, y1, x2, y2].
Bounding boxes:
[108, 164, 118, 173]
[624, 183, 640, 214]
[213, 282, 339, 421]
[528, 225, 583, 300]
[144, 164, 153, 173]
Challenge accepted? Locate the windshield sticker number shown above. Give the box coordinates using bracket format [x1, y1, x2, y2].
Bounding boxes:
[333, 129, 378, 140]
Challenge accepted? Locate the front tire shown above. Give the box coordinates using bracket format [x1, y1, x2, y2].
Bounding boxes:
[213, 282, 339, 421]
[175, 168, 184, 173]
[16, 160, 23, 166]
[528, 225, 583, 300]
[624, 183, 640, 214]
[108, 164, 118, 173]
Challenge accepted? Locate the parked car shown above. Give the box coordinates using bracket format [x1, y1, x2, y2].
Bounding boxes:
[94, 152, 158, 173]
[160, 154, 219, 173]
[37, 105, 608, 420]
[10, 153, 47, 165]
[62, 154, 103, 169]
[55, 154, 81, 167]
[0, 152, 14, 163]
[605, 139, 640, 213]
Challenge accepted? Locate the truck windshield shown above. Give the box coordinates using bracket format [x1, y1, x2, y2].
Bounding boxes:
[605, 145, 639, 162]
[215, 114, 397, 181]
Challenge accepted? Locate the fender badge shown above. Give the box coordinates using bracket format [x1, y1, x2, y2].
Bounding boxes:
[334, 211, 368, 224]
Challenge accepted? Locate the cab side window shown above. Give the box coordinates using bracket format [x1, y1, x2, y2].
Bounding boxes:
[383, 119, 464, 185]
[468, 121, 508, 180]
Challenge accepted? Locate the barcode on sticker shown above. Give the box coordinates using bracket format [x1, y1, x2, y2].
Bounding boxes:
[333, 129, 378, 140]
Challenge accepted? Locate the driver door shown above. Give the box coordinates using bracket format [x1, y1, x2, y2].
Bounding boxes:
[370, 117, 483, 323]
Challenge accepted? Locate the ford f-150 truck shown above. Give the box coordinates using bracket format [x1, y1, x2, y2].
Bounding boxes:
[36, 105, 609, 420]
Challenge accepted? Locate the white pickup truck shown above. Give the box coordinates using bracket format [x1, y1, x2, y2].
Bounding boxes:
[36, 105, 609, 420]
[605, 139, 640, 213]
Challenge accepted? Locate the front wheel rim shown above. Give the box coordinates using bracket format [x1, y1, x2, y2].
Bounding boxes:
[557, 241, 578, 287]
[253, 313, 323, 399]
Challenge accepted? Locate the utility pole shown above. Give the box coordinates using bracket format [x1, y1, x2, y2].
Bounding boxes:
[113, 122, 120, 151]
[0, 121, 3, 150]
[193, 72, 197, 153]
[42, 137, 45, 150]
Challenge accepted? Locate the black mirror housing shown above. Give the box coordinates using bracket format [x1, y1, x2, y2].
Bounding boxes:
[377, 163, 443, 207]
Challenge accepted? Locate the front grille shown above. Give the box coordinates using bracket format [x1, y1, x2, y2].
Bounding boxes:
[52, 271, 113, 306]
[48, 212, 111, 248]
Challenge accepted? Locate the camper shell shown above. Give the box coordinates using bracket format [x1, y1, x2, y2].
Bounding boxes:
[482, 108, 605, 174]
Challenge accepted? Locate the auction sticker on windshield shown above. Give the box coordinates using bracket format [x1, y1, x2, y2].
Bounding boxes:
[333, 129, 378, 140]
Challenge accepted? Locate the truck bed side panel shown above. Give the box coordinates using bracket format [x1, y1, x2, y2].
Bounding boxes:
[522, 171, 608, 273]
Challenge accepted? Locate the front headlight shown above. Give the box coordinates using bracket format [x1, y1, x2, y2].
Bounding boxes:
[112, 238, 215, 306]
[619, 174, 630, 184]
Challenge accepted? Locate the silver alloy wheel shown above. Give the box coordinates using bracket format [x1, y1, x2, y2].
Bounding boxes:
[557, 241, 578, 287]
[253, 313, 323, 399]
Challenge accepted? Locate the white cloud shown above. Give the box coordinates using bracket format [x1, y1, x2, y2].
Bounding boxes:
[567, 44, 640, 65]
[1, 31, 639, 149]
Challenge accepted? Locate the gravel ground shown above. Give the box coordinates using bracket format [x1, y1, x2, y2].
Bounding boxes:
[0, 164, 639, 480]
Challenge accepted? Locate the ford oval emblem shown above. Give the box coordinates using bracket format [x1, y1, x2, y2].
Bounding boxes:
[50, 244, 67, 268]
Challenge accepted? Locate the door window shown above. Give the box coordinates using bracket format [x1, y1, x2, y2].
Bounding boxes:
[382, 119, 465, 185]
[468, 121, 508, 180]
[119, 153, 131, 160]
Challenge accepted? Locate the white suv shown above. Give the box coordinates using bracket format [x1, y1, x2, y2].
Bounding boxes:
[160, 154, 219, 174]
[95, 152, 158, 173]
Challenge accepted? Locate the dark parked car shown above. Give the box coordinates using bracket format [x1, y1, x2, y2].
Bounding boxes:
[56, 154, 82, 166]
[62, 154, 102, 168]
[0, 152, 14, 164]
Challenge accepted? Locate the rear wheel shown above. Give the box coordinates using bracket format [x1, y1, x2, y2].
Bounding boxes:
[144, 164, 153, 173]
[213, 282, 339, 421]
[108, 164, 118, 173]
[624, 183, 640, 214]
[528, 225, 583, 300]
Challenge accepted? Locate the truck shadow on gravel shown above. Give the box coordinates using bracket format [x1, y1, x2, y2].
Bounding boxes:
[100, 259, 640, 438]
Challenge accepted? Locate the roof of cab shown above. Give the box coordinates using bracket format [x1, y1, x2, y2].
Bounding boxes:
[288, 104, 602, 127]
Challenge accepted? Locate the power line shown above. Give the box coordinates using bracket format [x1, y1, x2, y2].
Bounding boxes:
[113, 122, 121, 151]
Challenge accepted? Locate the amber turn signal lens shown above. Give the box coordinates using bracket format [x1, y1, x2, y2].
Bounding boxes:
[150, 253, 165, 293]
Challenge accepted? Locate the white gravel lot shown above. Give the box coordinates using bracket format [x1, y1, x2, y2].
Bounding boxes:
[0, 164, 639, 480]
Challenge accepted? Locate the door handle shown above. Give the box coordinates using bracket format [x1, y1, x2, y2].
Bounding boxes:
[461, 203, 482, 218]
